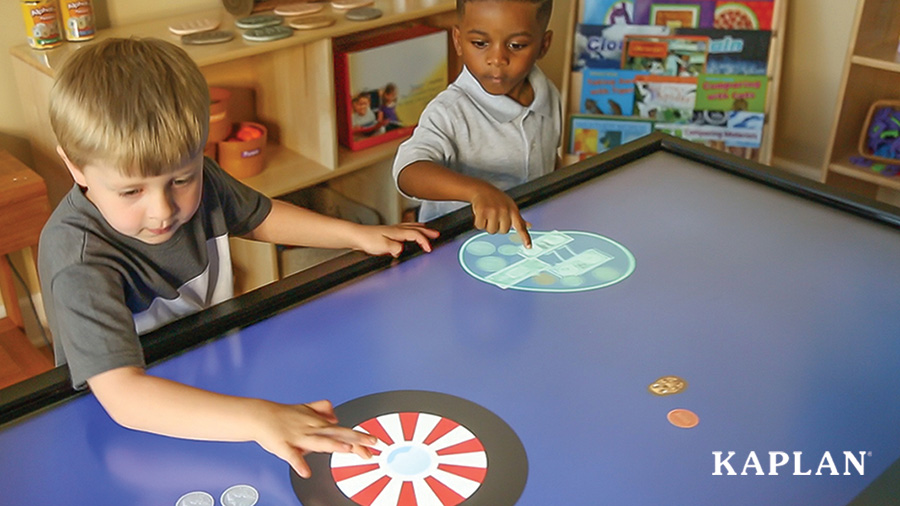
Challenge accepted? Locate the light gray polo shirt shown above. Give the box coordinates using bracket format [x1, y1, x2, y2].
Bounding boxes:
[392, 65, 561, 222]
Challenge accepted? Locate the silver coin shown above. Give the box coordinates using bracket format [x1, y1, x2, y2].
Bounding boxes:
[181, 30, 234, 45]
[220, 484, 259, 506]
[242, 25, 293, 42]
[345, 7, 383, 21]
[175, 491, 214, 506]
[235, 14, 283, 29]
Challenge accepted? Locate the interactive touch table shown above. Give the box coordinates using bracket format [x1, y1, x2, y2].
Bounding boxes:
[1, 134, 899, 505]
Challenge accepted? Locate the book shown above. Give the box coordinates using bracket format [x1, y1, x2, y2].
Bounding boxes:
[634, 0, 717, 27]
[633, 75, 697, 123]
[580, 69, 647, 115]
[573, 24, 670, 70]
[334, 26, 448, 151]
[569, 115, 654, 157]
[583, 0, 637, 25]
[713, 1, 774, 30]
[656, 110, 764, 152]
[621, 35, 710, 77]
[696, 74, 767, 112]
[675, 28, 771, 75]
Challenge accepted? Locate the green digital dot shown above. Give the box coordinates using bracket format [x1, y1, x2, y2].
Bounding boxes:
[498, 244, 520, 256]
[592, 266, 621, 282]
[560, 276, 584, 287]
[476, 256, 507, 272]
[467, 241, 496, 256]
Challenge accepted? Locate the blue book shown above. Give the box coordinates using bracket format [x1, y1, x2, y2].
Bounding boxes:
[580, 69, 647, 115]
[573, 24, 670, 70]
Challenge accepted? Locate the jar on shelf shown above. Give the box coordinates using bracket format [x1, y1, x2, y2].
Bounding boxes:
[59, 0, 95, 42]
[20, 0, 63, 50]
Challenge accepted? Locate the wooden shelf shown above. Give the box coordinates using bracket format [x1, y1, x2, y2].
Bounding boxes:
[240, 137, 411, 197]
[9, 2, 456, 78]
[823, 0, 900, 200]
[828, 155, 900, 192]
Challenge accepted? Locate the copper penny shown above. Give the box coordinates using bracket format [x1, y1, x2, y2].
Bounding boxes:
[667, 408, 699, 429]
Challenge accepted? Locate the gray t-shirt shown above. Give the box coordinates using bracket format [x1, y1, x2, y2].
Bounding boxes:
[38, 158, 272, 388]
[392, 65, 561, 222]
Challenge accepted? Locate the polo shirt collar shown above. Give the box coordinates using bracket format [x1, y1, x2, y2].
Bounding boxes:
[456, 65, 553, 123]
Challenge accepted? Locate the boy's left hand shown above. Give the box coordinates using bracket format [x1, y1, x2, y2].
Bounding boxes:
[355, 223, 439, 257]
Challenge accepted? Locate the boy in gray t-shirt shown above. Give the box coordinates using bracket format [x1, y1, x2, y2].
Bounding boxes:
[393, 0, 561, 248]
[39, 38, 437, 479]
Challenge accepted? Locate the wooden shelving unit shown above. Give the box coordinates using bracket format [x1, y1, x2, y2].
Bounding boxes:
[822, 0, 900, 201]
[10, 1, 457, 292]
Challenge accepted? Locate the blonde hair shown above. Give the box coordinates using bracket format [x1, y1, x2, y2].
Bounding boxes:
[49, 37, 210, 177]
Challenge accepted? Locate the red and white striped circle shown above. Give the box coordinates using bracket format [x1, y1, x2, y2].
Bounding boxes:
[330, 412, 488, 506]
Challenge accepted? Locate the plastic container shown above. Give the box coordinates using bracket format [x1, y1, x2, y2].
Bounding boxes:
[20, 0, 62, 49]
[208, 87, 232, 144]
[858, 99, 900, 164]
[59, 0, 95, 41]
[217, 122, 267, 179]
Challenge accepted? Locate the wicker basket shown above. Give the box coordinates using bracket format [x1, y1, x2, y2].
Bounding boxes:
[857, 99, 900, 164]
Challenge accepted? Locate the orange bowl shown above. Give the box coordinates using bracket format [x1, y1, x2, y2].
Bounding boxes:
[217, 122, 267, 179]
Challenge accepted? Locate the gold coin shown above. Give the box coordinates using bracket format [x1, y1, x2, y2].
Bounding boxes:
[667, 408, 699, 429]
[288, 14, 336, 29]
[532, 272, 557, 285]
[648, 375, 687, 396]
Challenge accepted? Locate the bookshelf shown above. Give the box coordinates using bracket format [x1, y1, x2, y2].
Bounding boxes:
[559, 0, 787, 165]
[822, 0, 900, 202]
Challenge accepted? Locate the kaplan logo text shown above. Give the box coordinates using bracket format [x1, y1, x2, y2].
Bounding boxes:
[712, 451, 868, 476]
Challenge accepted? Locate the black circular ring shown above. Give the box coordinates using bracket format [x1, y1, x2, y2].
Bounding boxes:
[291, 390, 528, 505]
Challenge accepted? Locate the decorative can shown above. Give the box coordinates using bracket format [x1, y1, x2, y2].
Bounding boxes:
[59, 0, 95, 41]
[20, 0, 63, 50]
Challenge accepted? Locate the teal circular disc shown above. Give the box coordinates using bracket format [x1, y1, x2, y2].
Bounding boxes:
[458, 230, 635, 292]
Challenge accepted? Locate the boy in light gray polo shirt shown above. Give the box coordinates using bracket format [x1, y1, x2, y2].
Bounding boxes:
[392, 0, 561, 248]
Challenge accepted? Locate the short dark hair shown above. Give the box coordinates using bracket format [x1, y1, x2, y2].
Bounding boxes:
[457, 0, 553, 31]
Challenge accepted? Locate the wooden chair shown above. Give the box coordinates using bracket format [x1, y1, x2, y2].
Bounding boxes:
[0, 150, 54, 389]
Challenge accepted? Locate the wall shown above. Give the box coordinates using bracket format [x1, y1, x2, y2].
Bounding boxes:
[0, 0, 863, 184]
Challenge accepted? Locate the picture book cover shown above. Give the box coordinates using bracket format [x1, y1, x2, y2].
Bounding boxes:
[573, 24, 670, 70]
[633, 0, 717, 26]
[583, 0, 636, 25]
[334, 26, 448, 151]
[580, 69, 647, 115]
[656, 109, 764, 153]
[633, 75, 697, 123]
[569, 115, 654, 157]
[675, 28, 771, 74]
[696, 74, 767, 112]
[633, 0, 773, 28]
[713, 1, 774, 29]
[621, 35, 709, 76]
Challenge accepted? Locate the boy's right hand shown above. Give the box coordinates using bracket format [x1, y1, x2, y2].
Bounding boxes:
[469, 182, 532, 248]
[255, 399, 378, 479]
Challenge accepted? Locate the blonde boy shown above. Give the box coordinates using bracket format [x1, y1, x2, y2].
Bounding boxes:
[40, 38, 437, 478]
[392, 0, 560, 248]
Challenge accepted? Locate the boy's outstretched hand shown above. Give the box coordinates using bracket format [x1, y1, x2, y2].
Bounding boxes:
[354, 222, 440, 257]
[255, 399, 379, 479]
[469, 182, 532, 248]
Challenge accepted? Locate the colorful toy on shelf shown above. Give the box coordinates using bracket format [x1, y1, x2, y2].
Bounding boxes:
[859, 99, 900, 164]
